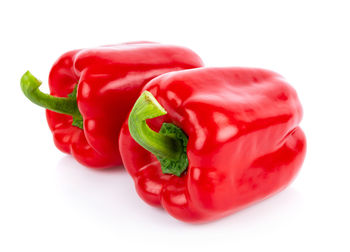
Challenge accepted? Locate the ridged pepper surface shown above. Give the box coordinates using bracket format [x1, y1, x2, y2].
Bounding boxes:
[119, 67, 306, 222]
[21, 42, 203, 168]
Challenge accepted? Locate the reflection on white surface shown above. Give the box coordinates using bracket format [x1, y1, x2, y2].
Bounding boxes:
[55, 156, 304, 228]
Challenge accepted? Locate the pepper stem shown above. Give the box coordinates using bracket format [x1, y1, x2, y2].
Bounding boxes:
[128, 91, 189, 176]
[20, 71, 83, 128]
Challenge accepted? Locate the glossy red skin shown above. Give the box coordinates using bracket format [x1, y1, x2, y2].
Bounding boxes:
[119, 67, 306, 222]
[46, 42, 203, 168]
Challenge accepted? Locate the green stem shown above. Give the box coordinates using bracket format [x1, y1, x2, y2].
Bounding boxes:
[128, 91, 189, 176]
[20, 71, 83, 127]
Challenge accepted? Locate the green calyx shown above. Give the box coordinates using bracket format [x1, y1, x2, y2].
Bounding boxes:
[20, 71, 83, 129]
[67, 85, 83, 128]
[128, 91, 189, 177]
[157, 123, 188, 176]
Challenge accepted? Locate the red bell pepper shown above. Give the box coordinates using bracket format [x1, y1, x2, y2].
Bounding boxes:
[20, 42, 203, 168]
[119, 67, 306, 222]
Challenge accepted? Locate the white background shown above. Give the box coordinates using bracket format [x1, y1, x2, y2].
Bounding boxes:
[1, 0, 349, 251]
